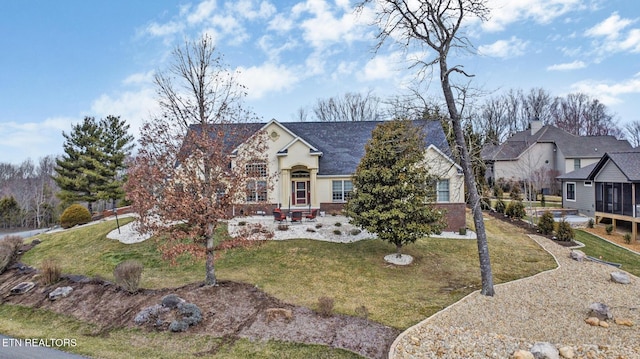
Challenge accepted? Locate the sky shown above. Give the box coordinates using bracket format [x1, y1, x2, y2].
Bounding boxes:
[1, 0, 639, 164]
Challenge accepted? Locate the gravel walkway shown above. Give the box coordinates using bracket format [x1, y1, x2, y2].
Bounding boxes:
[391, 235, 640, 358]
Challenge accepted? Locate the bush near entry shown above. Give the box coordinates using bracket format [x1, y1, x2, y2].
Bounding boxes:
[537, 211, 555, 235]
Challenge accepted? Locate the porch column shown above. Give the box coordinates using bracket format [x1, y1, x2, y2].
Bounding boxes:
[281, 169, 291, 209]
[633, 183, 638, 240]
[310, 168, 318, 208]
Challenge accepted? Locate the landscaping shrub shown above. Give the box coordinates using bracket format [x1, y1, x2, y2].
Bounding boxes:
[587, 218, 595, 228]
[315, 223, 323, 229]
[555, 220, 574, 241]
[510, 185, 522, 200]
[0, 242, 14, 274]
[458, 227, 467, 236]
[114, 259, 143, 293]
[317, 296, 334, 317]
[537, 211, 555, 235]
[495, 199, 506, 214]
[277, 224, 289, 231]
[349, 228, 361, 236]
[2, 235, 23, 253]
[333, 229, 342, 235]
[334, 222, 342, 227]
[238, 221, 247, 226]
[60, 204, 92, 229]
[624, 233, 632, 244]
[540, 194, 546, 207]
[505, 200, 526, 219]
[605, 224, 614, 235]
[493, 186, 503, 199]
[41, 258, 62, 285]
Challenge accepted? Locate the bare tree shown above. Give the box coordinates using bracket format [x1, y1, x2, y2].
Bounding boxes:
[125, 35, 268, 286]
[480, 96, 509, 145]
[624, 120, 640, 148]
[363, 0, 495, 295]
[551, 93, 622, 137]
[311, 91, 383, 122]
[521, 87, 554, 125]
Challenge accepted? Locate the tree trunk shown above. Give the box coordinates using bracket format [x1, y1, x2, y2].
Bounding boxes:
[396, 243, 402, 257]
[440, 60, 495, 296]
[205, 233, 216, 286]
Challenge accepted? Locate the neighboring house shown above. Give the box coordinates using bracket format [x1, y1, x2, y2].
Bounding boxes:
[558, 151, 640, 240]
[482, 119, 633, 194]
[186, 119, 466, 231]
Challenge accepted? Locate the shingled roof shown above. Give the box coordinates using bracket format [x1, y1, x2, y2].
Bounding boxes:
[187, 120, 453, 176]
[482, 125, 632, 161]
[558, 151, 640, 182]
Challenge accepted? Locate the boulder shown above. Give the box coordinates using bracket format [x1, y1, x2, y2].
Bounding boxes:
[558, 346, 575, 359]
[384, 254, 413, 265]
[599, 321, 610, 328]
[588, 302, 612, 321]
[584, 317, 600, 326]
[10, 281, 35, 295]
[530, 342, 559, 359]
[161, 294, 185, 309]
[569, 250, 586, 262]
[610, 271, 631, 284]
[48, 286, 73, 301]
[512, 349, 535, 359]
[614, 318, 634, 327]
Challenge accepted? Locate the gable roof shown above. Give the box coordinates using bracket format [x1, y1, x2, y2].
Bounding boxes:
[186, 119, 453, 176]
[482, 124, 632, 161]
[558, 151, 640, 182]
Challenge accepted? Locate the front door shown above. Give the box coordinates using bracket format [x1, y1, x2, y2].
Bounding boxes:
[292, 180, 310, 205]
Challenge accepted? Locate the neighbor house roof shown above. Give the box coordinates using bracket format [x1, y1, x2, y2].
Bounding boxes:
[557, 151, 640, 182]
[482, 124, 632, 162]
[186, 119, 453, 176]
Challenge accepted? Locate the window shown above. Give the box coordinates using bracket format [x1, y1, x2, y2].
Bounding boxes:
[246, 180, 267, 202]
[437, 179, 450, 202]
[566, 182, 576, 201]
[573, 159, 581, 171]
[584, 181, 592, 187]
[332, 180, 353, 202]
[246, 162, 267, 177]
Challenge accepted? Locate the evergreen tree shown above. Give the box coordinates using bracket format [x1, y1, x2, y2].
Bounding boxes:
[345, 119, 445, 256]
[97, 115, 134, 206]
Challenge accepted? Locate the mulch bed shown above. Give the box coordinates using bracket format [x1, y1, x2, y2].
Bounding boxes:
[486, 210, 578, 247]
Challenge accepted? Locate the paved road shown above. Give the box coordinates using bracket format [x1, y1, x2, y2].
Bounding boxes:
[0, 335, 89, 359]
[0, 228, 51, 240]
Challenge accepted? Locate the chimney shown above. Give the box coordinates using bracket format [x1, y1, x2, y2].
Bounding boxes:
[531, 119, 543, 135]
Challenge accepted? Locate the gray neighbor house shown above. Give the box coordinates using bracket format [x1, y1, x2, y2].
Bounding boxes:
[482, 119, 633, 194]
[558, 151, 640, 241]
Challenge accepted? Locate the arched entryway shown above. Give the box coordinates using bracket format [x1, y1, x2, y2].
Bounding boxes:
[291, 167, 310, 206]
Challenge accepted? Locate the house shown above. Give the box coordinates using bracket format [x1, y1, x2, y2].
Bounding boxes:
[482, 120, 633, 194]
[558, 151, 640, 240]
[187, 119, 466, 231]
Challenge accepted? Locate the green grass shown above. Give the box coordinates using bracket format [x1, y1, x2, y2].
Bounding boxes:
[574, 230, 640, 277]
[11, 215, 560, 357]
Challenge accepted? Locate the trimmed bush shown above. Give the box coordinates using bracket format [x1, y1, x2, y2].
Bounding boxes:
[333, 229, 342, 235]
[458, 227, 467, 236]
[537, 211, 555, 235]
[495, 199, 506, 214]
[349, 228, 362, 236]
[587, 218, 595, 228]
[493, 186, 503, 199]
[334, 222, 342, 227]
[114, 260, 143, 293]
[605, 224, 614, 235]
[624, 233, 632, 244]
[41, 258, 62, 285]
[510, 186, 522, 200]
[60, 204, 92, 229]
[556, 220, 574, 241]
[505, 200, 526, 219]
[540, 194, 546, 207]
[317, 296, 334, 317]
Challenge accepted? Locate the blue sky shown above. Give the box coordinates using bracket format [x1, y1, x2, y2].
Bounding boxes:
[1, 0, 639, 164]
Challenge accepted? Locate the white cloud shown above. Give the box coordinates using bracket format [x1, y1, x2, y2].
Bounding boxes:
[570, 74, 640, 106]
[483, 0, 584, 32]
[585, 12, 633, 40]
[0, 117, 73, 162]
[547, 60, 586, 71]
[585, 13, 640, 58]
[187, 0, 217, 24]
[478, 36, 528, 58]
[90, 88, 159, 138]
[267, 13, 294, 32]
[145, 21, 185, 37]
[293, 0, 369, 49]
[358, 52, 403, 81]
[237, 63, 300, 99]
[123, 71, 155, 85]
[232, 0, 276, 20]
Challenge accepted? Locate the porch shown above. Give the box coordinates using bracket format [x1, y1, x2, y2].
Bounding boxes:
[594, 181, 640, 240]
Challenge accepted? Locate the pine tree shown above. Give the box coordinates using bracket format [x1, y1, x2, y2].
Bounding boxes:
[97, 115, 134, 206]
[345, 119, 445, 256]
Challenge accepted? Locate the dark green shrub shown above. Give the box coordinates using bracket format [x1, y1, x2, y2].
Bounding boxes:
[587, 218, 594, 228]
[493, 186, 503, 199]
[605, 224, 614, 235]
[317, 296, 334, 317]
[333, 229, 342, 235]
[540, 194, 546, 207]
[60, 204, 92, 229]
[495, 199, 506, 214]
[624, 233, 632, 244]
[510, 186, 522, 200]
[555, 220, 574, 241]
[537, 211, 555, 235]
[505, 200, 526, 219]
[114, 260, 143, 293]
[349, 228, 361, 236]
[459, 227, 467, 235]
[238, 221, 247, 226]
[41, 258, 62, 285]
[334, 222, 342, 227]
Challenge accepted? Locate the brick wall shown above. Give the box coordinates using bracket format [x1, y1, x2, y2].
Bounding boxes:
[434, 203, 466, 232]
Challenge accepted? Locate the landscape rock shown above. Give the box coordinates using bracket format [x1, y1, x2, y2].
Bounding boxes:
[134, 304, 169, 325]
[530, 342, 559, 359]
[161, 294, 185, 309]
[10, 281, 35, 294]
[48, 286, 73, 301]
[599, 321, 609, 328]
[584, 317, 600, 326]
[610, 271, 631, 284]
[558, 346, 574, 358]
[588, 302, 612, 321]
[383, 254, 413, 266]
[569, 250, 586, 262]
[614, 318, 634, 327]
[512, 349, 535, 359]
